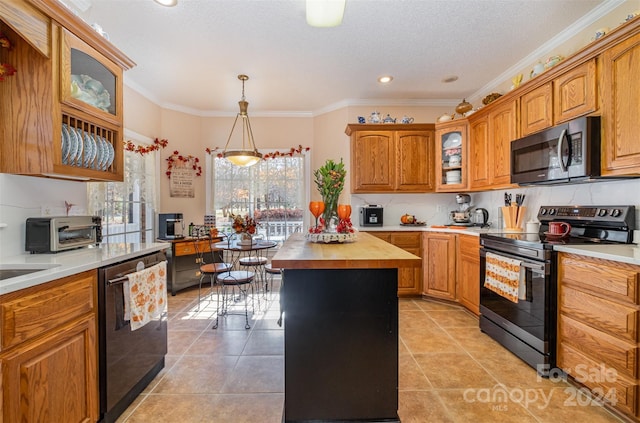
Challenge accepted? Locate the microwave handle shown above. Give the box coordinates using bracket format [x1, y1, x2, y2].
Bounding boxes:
[557, 129, 568, 172]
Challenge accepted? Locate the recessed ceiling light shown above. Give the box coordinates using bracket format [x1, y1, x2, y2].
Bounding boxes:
[442, 75, 459, 83]
[378, 75, 393, 84]
[154, 0, 177, 6]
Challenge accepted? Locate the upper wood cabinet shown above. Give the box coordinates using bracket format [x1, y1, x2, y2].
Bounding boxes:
[520, 82, 552, 136]
[346, 124, 435, 193]
[0, 0, 134, 181]
[434, 120, 468, 192]
[553, 59, 597, 124]
[600, 31, 640, 176]
[520, 60, 597, 137]
[468, 98, 518, 190]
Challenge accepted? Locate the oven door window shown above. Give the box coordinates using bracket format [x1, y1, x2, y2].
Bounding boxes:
[480, 251, 552, 342]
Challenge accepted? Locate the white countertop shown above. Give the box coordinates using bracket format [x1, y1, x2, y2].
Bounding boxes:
[552, 244, 640, 266]
[358, 225, 502, 236]
[0, 242, 170, 295]
[360, 226, 640, 266]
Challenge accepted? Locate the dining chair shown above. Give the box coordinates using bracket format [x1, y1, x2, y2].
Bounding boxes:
[214, 269, 255, 329]
[193, 236, 232, 311]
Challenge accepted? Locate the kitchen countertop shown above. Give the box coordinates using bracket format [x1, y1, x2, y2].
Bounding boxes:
[272, 232, 421, 269]
[552, 244, 640, 266]
[360, 225, 640, 265]
[357, 225, 500, 236]
[0, 242, 170, 295]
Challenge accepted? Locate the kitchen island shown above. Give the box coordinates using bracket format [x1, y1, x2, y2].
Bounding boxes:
[272, 232, 421, 423]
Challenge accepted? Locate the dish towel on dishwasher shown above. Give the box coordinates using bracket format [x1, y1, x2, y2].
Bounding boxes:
[484, 252, 525, 303]
[123, 261, 167, 330]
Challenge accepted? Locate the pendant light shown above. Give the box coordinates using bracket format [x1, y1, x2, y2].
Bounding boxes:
[222, 74, 263, 167]
[306, 0, 346, 27]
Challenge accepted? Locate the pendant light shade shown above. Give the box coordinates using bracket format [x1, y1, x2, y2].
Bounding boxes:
[222, 75, 263, 167]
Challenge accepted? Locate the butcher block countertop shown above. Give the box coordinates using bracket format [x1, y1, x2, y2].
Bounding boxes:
[271, 232, 421, 270]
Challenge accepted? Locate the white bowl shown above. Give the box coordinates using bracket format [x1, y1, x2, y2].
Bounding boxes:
[446, 170, 461, 178]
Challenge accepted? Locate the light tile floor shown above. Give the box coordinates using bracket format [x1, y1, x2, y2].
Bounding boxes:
[116, 279, 624, 423]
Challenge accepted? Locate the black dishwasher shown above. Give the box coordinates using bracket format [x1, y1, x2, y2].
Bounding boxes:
[98, 250, 168, 423]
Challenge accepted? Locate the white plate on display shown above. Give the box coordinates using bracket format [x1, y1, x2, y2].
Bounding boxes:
[92, 134, 103, 169]
[98, 136, 108, 170]
[83, 131, 97, 168]
[105, 139, 115, 169]
[61, 124, 70, 164]
[443, 133, 462, 148]
[67, 127, 80, 165]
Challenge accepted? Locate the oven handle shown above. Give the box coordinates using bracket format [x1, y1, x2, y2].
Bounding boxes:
[106, 259, 166, 286]
[481, 249, 546, 272]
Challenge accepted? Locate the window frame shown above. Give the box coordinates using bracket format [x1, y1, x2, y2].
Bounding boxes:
[206, 150, 311, 241]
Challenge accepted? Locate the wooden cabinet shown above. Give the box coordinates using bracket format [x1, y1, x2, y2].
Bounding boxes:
[457, 234, 480, 315]
[489, 99, 518, 187]
[367, 231, 422, 297]
[167, 238, 223, 296]
[557, 253, 640, 419]
[434, 120, 468, 192]
[600, 31, 640, 176]
[520, 82, 552, 136]
[0, 0, 134, 181]
[346, 124, 435, 193]
[520, 59, 597, 137]
[422, 232, 457, 301]
[0, 270, 98, 423]
[553, 59, 597, 124]
[467, 99, 518, 190]
[468, 116, 491, 190]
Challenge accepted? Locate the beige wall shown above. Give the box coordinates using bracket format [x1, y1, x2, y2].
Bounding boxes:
[123, 90, 455, 225]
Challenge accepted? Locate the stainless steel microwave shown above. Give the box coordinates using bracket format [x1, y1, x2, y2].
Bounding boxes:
[510, 116, 600, 185]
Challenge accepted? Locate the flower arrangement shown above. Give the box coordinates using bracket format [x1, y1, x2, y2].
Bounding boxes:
[165, 150, 202, 178]
[231, 214, 258, 234]
[313, 158, 346, 228]
[0, 32, 17, 82]
[125, 137, 168, 155]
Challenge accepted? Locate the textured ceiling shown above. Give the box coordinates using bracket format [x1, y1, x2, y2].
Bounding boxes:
[74, 0, 608, 115]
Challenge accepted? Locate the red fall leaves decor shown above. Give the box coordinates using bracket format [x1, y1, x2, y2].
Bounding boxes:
[165, 151, 202, 178]
[124, 137, 168, 155]
[0, 32, 17, 82]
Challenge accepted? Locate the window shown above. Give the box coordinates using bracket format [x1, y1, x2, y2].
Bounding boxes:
[88, 136, 158, 243]
[208, 152, 309, 242]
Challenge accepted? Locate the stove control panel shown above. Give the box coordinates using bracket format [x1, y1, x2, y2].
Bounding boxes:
[537, 205, 634, 226]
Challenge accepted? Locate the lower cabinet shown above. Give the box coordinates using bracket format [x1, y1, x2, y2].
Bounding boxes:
[457, 234, 480, 315]
[557, 252, 640, 420]
[422, 232, 457, 301]
[167, 237, 222, 295]
[367, 231, 422, 296]
[0, 271, 98, 423]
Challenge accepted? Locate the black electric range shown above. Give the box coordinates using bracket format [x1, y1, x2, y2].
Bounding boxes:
[478, 205, 635, 375]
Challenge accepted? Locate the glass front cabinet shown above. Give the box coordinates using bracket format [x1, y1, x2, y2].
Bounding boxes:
[434, 120, 468, 192]
[56, 28, 124, 180]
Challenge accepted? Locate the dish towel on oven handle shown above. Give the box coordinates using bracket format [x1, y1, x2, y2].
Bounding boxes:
[123, 261, 168, 331]
[484, 252, 525, 303]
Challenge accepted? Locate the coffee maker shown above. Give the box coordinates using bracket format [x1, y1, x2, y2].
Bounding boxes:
[158, 213, 185, 239]
[449, 194, 473, 225]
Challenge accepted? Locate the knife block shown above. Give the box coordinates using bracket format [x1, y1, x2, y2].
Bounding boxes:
[501, 205, 525, 231]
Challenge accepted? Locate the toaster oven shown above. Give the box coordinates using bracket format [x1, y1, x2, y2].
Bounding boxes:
[26, 216, 102, 253]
